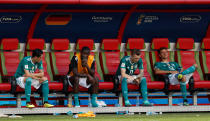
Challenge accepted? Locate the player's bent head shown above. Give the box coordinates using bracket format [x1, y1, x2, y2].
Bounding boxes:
[32, 49, 43, 58]
[32, 49, 43, 62]
[81, 46, 90, 60]
[131, 49, 141, 63]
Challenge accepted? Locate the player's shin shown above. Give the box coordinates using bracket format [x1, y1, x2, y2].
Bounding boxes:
[25, 77, 32, 103]
[73, 94, 80, 107]
[181, 66, 196, 75]
[42, 80, 49, 103]
[122, 78, 131, 106]
[91, 94, 98, 107]
[180, 82, 187, 100]
[140, 77, 148, 102]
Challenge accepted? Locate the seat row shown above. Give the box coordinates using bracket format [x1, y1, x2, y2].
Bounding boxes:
[0, 37, 210, 96]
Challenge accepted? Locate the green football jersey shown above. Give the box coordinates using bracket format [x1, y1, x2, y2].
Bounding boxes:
[15, 56, 43, 78]
[154, 62, 180, 71]
[116, 56, 143, 76]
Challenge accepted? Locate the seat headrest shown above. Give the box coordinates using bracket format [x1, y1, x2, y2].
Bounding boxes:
[51, 38, 70, 50]
[1, 38, 19, 50]
[101, 39, 120, 51]
[76, 39, 94, 50]
[126, 38, 145, 50]
[26, 38, 45, 50]
[151, 38, 170, 49]
[201, 38, 210, 49]
[176, 38, 194, 49]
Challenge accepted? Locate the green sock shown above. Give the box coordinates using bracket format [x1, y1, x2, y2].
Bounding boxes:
[140, 77, 148, 102]
[42, 80, 49, 103]
[91, 94, 98, 107]
[73, 94, 79, 106]
[122, 78, 129, 102]
[180, 82, 187, 100]
[25, 77, 32, 103]
[181, 66, 196, 75]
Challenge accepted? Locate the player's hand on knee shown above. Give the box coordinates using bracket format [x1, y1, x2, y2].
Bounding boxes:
[134, 79, 140, 85]
[170, 71, 178, 74]
[87, 74, 94, 81]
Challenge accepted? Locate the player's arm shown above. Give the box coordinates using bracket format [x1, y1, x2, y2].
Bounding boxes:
[24, 69, 40, 80]
[121, 68, 131, 79]
[85, 60, 95, 76]
[72, 68, 87, 77]
[154, 68, 178, 74]
[71, 56, 87, 77]
[35, 69, 44, 78]
[33, 61, 44, 78]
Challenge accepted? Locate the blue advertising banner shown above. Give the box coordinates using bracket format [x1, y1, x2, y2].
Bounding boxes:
[123, 12, 210, 42]
[0, 13, 35, 43]
[33, 12, 125, 43]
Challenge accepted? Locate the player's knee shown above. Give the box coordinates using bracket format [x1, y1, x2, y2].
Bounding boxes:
[25, 77, 32, 84]
[74, 77, 79, 84]
[181, 76, 187, 82]
[92, 78, 98, 85]
[141, 77, 146, 83]
[122, 77, 127, 82]
[43, 77, 48, 81]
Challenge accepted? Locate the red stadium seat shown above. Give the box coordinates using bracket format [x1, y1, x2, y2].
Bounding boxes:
[150, 38, 172, 65]
[24, 38, 63, 92]
[194, 38, 210, 89]
[50, 38, 74, 76]
[0, 38, 24, 93]
[176, 38, 206, 90]
[100, 39, 123, 76]
[125, 38, 165, 91]
[0, 38, 24, 77]
[75, 39, 94, 51]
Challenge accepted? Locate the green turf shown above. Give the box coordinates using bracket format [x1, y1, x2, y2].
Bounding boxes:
[1, 113, 210, 121]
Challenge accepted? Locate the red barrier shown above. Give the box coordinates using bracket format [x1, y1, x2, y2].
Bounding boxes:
[0, 0, 79, 4]
[0, 0, 210, 4]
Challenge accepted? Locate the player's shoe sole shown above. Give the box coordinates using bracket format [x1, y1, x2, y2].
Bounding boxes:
[43, 103, 54, 108]
[26, 104, 35, 108]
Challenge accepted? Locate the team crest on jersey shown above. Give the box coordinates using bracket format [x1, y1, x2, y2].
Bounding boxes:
[121, 63, 125, 67]
[25, 65, 28, 69]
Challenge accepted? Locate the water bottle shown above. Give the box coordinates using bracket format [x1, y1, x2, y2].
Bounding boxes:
[67, 111, 73, 116]
[53, 113, 60, 115]
[116, 111, 128, 115]
[146, 112, 158, 116]
[88, 97, 92, 107]
[146, 112, 153, 116]
[73, 115, 78, 118]
[115, 103, 120, 107]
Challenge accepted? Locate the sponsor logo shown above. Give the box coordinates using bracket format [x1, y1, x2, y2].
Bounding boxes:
[137, 14, 159, 25]
[92, 16, 112, 23]
[180, 15, 201, 23]
[0, 16, 22, 23]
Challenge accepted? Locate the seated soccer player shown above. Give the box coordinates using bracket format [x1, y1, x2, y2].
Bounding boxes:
[115, 49, 152, 107]
[154, 47, 197, 106]
[15, 49, 54, 108]
[67, 47, 99, 107]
